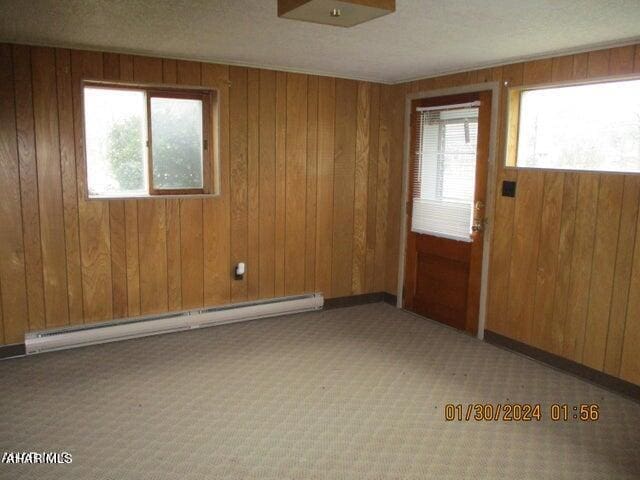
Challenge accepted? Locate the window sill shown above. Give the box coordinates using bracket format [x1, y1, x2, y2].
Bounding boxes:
[87, 192, 221, 201]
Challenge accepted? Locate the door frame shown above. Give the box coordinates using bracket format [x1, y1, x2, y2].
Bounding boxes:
[396, 82, 502, 340]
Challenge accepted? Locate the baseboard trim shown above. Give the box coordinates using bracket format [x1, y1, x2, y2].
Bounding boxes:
[484, 330, 640, 403]
[324, 292, 397, 310]
[0, 343, 26, 360]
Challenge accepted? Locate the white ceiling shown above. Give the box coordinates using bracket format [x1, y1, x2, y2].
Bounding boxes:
[0, 0, 639, 84]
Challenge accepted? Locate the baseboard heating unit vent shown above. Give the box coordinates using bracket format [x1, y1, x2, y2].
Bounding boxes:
[25, 293, 324, 355]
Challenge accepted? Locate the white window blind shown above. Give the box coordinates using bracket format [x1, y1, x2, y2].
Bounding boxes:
[411, 102, 479, 242]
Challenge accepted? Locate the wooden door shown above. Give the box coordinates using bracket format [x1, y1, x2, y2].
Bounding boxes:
[403, 91, 491, 335]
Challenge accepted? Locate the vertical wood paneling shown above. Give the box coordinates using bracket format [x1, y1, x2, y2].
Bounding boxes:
[620, 202, 640, 385]
[274, 72, 287, 296]
[331, 79, 357, 297]
[604, 176, 640, 375]
[384, 84, 406, 294]
[229, 66, 248, 302]
[284, 73, 307, 295]
[32, 47, 70, 327]
[202, 62, 231, 306]
[119, 54, 141, 317]
[0, 44, 29, 343]
[12, 45, 46, 330]
[162, 58, 181, 312]
[608, 45, 635, 75]
[374, 85, 391, 293]
[549, 172, 579, 354]
[103, 53, 128, 319]
[582, 176, 624, 369]
[365, 83, 380, 293]
[247, 68, 260, 300]
[315, 77, 335, 297]
[531, 172, 564, 350]
[562, 174, 599, 362]
[352, 82, 370, 294]
[258, 69, 276, 298]
[56, 49, 84, 324]
[486, 64, 520, 336]
[0, 44, 397, 346]
[133, 55, 167, 315]
[176, 60, 204, 310]
[507, 170, 545, 342]
[305, 76, 319, 293]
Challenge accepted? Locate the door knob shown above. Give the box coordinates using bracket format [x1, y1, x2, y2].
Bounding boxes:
[472, 201, 485, 232]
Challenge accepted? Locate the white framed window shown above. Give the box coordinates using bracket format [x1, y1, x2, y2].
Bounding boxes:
[507, 78, 640, 173]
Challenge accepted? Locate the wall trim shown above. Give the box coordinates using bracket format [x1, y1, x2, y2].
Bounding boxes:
[0, 343, 26, 360]
[396, 81, 502, 340]
[485, 330, 640, 403]
[324, 292, 397, 310]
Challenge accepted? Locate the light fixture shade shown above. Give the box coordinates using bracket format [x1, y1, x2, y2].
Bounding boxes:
[278, 0, 395, 27]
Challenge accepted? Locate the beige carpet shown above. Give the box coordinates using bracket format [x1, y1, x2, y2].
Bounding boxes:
[1, 303, 639, 480]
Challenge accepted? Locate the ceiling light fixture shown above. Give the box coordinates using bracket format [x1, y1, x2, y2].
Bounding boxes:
[278, 1, 395, 28]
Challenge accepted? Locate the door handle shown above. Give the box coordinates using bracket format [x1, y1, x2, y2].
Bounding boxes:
[472, 201, 485, 232]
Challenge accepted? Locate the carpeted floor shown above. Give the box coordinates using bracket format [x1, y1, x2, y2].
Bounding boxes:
[1, 303, 639, 480]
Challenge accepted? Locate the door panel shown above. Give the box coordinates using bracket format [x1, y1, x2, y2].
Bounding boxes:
[404, 91, 491, 334]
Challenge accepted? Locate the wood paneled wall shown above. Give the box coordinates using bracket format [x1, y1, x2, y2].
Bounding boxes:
[0, 43, 402, 346]
[399, 43, 640, 386]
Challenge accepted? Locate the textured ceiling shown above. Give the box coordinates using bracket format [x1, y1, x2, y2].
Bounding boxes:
[0, 0, 639, 83]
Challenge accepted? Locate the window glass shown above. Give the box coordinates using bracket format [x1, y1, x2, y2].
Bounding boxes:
[517, 79, 640, 172]
[412, 105, 479, 242]
[84, 87, 146, 196]
[150, 97, 204, 190]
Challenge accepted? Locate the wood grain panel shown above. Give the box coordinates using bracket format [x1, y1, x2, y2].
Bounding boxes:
[486, 64, 520, 336]
[177, 60, 204, 310]
[506, 170, 544, 342]
[531, 172, 563, 351]
[284, 73, 307, 295]
[374, 85, 391, 293]
[305, 76, 319, 293]
[32, 47, 70, 327]
[352, 82, 370, 294]
[258, 69, 276, 298]
[12, 45, 45, 330]
[562, 174, 599, 362]
[365, 83, 380, 293]
[620, 197, 640, 385]
[103, 53, 128, 319]
[587, 49, 610, 78]
[604, 176, 640, 375]
[119, 54, 141, 317]
[274, 72, 287, 296]
[582, 175, 623, 370]
[133, 56, 167, 315]
[229, 66, 248, 302]
[331, 79, 357, 297]
[163, 59, 181, 312]
[202, 62, 231, 306]
[608, 45, 635, 75]
[247, 68, 260, 300]
[56, 49, 84, 325]
[0, 44, 29, 343]
[384, 84, 406, 294]
[549, 172, 579, 355]
[0, 43, 397, 347]
[315, 77, 335, 297]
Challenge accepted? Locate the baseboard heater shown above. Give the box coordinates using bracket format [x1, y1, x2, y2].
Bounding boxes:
[25, 293, 324, 355]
